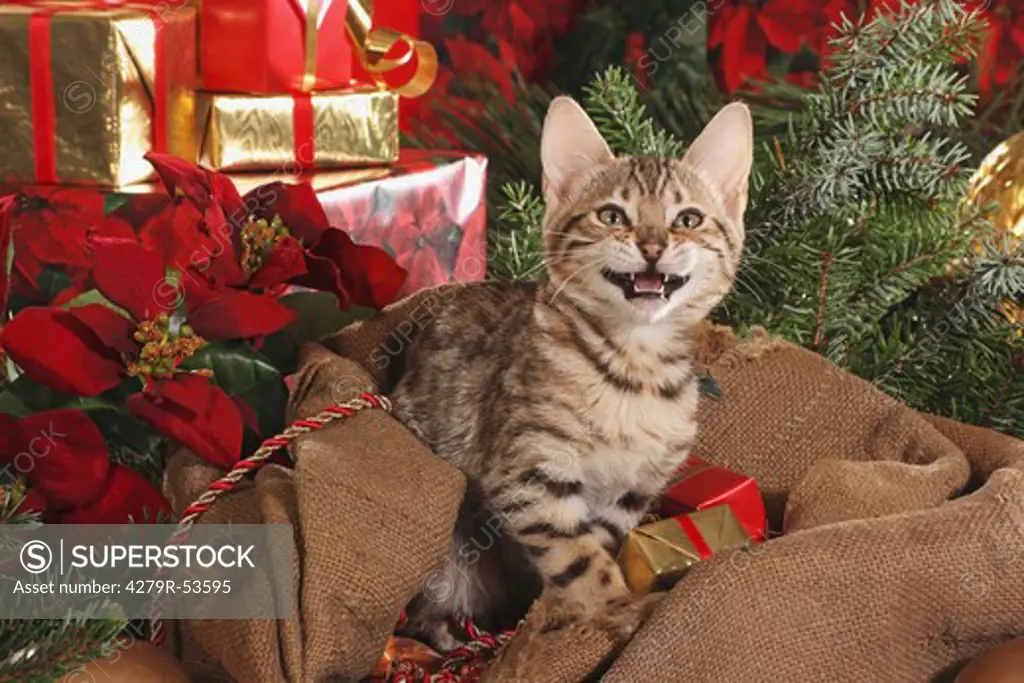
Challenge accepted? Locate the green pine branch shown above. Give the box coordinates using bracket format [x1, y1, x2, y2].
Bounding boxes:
[490, 182, 546, 282]
[582, 67, 685, 157]
[0, 484, 127, 682]
[0, 616, 127, 683]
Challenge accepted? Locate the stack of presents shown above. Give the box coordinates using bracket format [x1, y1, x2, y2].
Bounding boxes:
[0, 0, 486, 296]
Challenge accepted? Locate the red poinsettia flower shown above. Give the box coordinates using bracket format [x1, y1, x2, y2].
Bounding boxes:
[244, 182, 408, 309]
[89, 236, 296, 342]
[433, 0, 579, 81]
[1, 304, 133, 396]
[144, 154, 407, 311]
[710, 0, 820, 92]
[977, 1, 1024, 91]
[9, 189, 102, 272]
[4, 409, 110, 512]
[482, 3, 547, 80]
[0, 409, 171, 522]
[127, 374, 243, 470]
[136, 195, 215, 272]
[3, 237, 294, 393]
[444, 35, 518, 102]
[142, 154, 254, 289]
[1, 238, 260, 469]
[60, 465, 171, 524]
[8, 188, 137, 304]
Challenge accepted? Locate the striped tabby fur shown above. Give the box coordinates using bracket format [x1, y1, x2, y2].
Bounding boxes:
[392, 97, 753, 651]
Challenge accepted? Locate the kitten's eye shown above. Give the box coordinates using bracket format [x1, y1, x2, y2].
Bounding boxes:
[596, 205, 628, 227]
[673, 208, 704, 229]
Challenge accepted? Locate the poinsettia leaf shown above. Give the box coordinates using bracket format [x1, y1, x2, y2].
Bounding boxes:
[0, 374, 114, 416]
[102, 193, 133, 216]
[259, 291, 374, 375]
[60, 289, 131, 317]
[180, 341, 287, 438]
[8, 266, 73, 314]
[0, 386, 31, 418]
[101, 376, 145, 405]
[87, 408, 168, 485]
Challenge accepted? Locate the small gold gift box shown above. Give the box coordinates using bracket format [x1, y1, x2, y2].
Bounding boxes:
[618, 505, 751, 594]
[197, 86, 399, 172]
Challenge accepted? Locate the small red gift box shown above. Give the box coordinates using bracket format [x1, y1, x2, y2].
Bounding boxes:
[659, 456, 767, 541]
[198, 0, 352, 93]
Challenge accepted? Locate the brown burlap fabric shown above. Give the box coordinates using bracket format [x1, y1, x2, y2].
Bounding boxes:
[165, 285, 1024, 682]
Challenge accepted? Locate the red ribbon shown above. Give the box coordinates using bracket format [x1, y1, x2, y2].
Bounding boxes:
[293, 94, 315, 172]
[152, 17, 166, 155]
[24, 2, 168, 183]
[676, 514, 713, 560]
[28, 11, 55, 183]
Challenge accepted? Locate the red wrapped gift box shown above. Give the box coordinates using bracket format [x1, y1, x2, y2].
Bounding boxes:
[2, 150, 486, 305]
[659, 455, 767, 541]
[198, 0, 352, 93]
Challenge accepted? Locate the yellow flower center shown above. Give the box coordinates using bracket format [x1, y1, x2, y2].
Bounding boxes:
[125, 312, 207, 380]
[240, 215, 291, 277]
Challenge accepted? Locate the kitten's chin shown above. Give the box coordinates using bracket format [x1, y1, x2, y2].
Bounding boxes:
[626, 296, 672, 319]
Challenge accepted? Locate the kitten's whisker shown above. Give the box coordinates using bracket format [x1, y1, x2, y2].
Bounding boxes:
[547, 259, 602, 304]
[732, 269, 770, 303]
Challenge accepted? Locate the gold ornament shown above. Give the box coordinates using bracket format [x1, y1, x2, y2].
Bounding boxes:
[962, 132, 1023, 332]
[963, 131, 1024, 252]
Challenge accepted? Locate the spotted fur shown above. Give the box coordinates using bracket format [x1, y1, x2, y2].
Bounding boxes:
[392, 97, 753, 650]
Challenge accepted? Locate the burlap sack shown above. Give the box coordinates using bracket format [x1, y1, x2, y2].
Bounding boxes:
[165, 284, 1024, 682]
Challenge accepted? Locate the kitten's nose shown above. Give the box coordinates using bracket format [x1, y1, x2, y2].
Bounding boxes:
[639, 242, 665, 264]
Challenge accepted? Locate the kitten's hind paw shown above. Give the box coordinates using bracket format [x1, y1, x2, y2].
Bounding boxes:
[590, 591, 664, 643]
[536, 591, 664, 644]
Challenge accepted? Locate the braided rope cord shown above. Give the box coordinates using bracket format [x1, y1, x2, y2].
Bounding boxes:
[147, 392, 515, 681]
[389, 618, 519, 682]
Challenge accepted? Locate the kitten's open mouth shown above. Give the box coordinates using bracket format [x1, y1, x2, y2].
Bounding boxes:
[601, 268, 689, 300]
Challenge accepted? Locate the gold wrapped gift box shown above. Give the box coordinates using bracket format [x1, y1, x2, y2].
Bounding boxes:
[0, 4, 196, 187]
[618, 505, 751, 594]
[197, 87, 399, 172]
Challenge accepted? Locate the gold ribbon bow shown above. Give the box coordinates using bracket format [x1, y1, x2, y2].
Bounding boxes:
[346, 0, 438, 98]
[301, 0, 325, 91]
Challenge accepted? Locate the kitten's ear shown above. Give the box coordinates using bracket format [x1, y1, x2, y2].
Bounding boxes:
[682, 102, 753, 221]
[541, 96, 613, 203]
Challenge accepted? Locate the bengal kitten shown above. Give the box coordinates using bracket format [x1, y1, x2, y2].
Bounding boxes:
[391, 96, 753, 651]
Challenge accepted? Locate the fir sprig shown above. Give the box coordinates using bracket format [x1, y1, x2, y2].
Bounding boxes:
[582, 67, 685, 157]
[0, 484, 128, 683]
[0, 616, 128, 683]
[490, 182, 546, 282]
